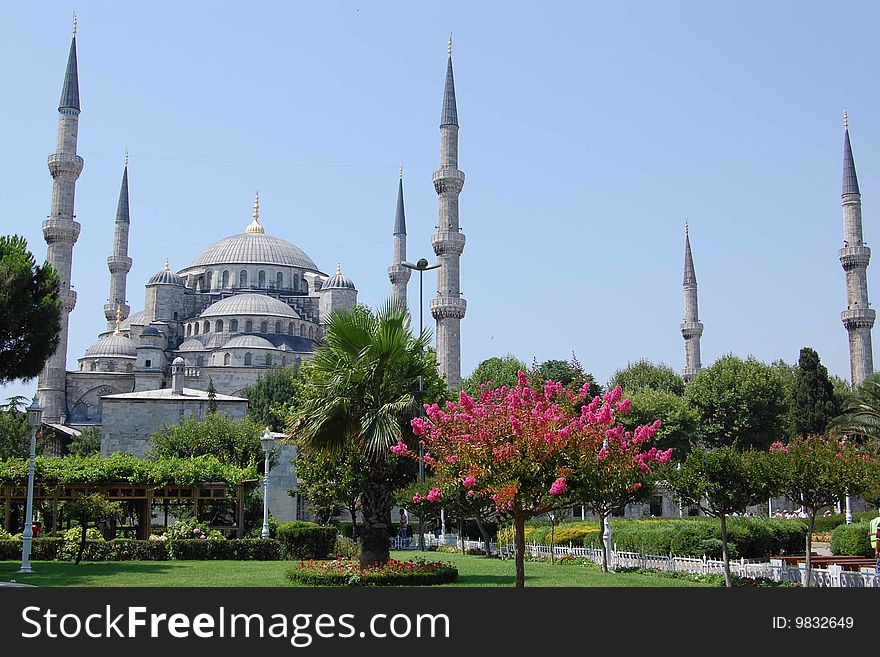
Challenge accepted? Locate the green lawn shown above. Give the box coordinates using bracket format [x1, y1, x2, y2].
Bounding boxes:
[0, 551, 710, 587]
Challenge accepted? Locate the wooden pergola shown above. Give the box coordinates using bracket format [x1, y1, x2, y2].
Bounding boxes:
[2, 480, 258, 539]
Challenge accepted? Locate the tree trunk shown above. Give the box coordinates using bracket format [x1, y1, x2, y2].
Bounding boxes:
[720, 514, 732, 588]
[514, 512, 526, 588]
[599, 511, 609, 573]
[550, 520, 555, 565]
[475, 514, 492, 555]
[75, 523, 87, 565]
[347, 505, 358, 539]
[458, 517, 465, 554]
[359, 472, 393, 568]
[804, 511, 817, 587]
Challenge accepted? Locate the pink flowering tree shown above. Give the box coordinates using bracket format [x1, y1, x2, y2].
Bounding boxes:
[397, 372, 665, 587]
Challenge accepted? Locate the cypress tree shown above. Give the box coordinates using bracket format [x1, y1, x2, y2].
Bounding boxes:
[792, 347, 837, 436]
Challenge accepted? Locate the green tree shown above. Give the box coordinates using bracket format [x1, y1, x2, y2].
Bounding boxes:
[532, 353, 602, 399]
[245, 365, 304, 431]
[67, 427, 102, 456]
[150, 414, 266, 469]
[462, 355, 527, 396]
[66, 493, 123, 564]
[620, 388, 698, 459]
[293, 442, 366, 529]
[608, 359, 685, 396]
[768, 436, 880, 585]
[289, 300, 443, 567]
[829, 378, 880, 446]
[665, 447, 773, 587]
[206, 377, 218, 415]
[0, 407, 28, 460]
[0, 235, 62, 383]
[685, 355, 789, 451]
[792, 348, 838, 436]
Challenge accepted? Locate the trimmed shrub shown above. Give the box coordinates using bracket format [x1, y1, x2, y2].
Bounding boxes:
[286, 558, 458, 586]
[830, 522, 873, 557]
[812, 511, 878, 533]
[108, 539, 170, 561]
[0, 537, 63, 561]
[276, 522, 337, 560]
[168, 538, 282, 560]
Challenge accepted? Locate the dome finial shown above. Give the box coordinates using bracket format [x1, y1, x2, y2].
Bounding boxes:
[685, 219, 688, 235]
[246, 191, 265, 233]
[399, 162, 404, 179]
[336, 262, 342, 275]
[73, 12, 77, 36]
[448, 33, 453, 56]
[844, 107, 849, 130]
[164, 257, 170, 271]
[114, 305, 123, 336]
[124, 147, 128, 168]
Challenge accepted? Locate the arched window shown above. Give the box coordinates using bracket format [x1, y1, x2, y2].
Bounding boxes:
[186, 324, 191, 337]
[203, 321, 210, 334]
[275, 321, 282, 334]
[308, 326, 314, 339]
[293, 274, 300, 291]
[197, 355, 204, 367]
[245, 320, 253, 332]
[90, 362, 96, 372]
[240, 270, 248, 287]
[244, 353, 252, 366]
[194, 323, 200, 335]
[222, 270, 229, 288]
[215, 319, 224, 333]
[230, 319, 238, 332]
[258, 270, 266, 288]
[260, 321, 268, 333]
[288, 322, 294, 335]
[205, 271, 213, 290]
[282, 356, 287, 367]
[107, 362, 117, 372]
[265, 353, 272, 367]
[224, 353, 231, 366]
[299, 324, 305, 336]
[276, 272, 283, 289]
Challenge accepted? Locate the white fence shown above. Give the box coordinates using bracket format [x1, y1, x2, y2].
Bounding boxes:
[389, 533, 880, 588]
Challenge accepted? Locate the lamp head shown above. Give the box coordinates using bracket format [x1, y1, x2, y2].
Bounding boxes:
[417, 258, 429, 269]
[261, 427, 274, 451]
[27, 395, 43, 432]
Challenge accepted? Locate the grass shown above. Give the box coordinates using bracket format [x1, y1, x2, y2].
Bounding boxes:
[0, 551, 711, 587]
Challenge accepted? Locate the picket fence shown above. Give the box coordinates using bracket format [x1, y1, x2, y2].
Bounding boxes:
[389, 533, 880, 588]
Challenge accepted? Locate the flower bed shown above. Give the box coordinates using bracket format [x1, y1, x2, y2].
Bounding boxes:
[286, 558, 458, 586]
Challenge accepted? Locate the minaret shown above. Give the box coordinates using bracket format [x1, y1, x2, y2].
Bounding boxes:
[104, 149, 132, 331]
[37, 17, 84, 424]
[681, 223, 703, 382]
[840, 110, 875, 387]
[388, 164, 411, 305]
[430, 35, 467, 390]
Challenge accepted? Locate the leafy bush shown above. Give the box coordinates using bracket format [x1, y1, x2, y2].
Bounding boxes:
[168, 538, 282, 560]
[0, 527, 14, 540]
[286, 558, 458, 586]
[334, 536, 361, 559]
[812, 511, 878, 533]
[108, 539, 170, 561]
[524, 522, 600, 547]
[276, 522, 337, 560]
[0, 537, 63, 560]
[830, 522, 873, 557]
[166, 518, 223, 541]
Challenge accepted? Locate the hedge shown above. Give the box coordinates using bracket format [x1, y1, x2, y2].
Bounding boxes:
[830, 522, 874, 557]
[286, 559, 458, 586]
[168, 538, 281, 561]
[811, 511, 878, 533]
[276, 522, 337, 560]
[0, 538, 282, 561]
[0, 538, 63, 561]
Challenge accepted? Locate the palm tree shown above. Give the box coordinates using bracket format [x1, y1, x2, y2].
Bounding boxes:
[828, 379, 880, 444]
[289, 299, 437, 567]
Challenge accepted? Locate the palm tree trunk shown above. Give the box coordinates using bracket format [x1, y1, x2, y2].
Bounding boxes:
[720, 514, 732, 588]
[359, 474, 392, 568]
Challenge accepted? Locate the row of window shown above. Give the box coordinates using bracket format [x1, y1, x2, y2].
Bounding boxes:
[80, 361, 134, 372]
[194, 270, 309, 292]
[186, 319, 316, 339]
[212, 352, 288, 367]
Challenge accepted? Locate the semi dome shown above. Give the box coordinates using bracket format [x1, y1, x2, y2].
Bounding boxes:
[321, 263, 356, 290]
[120, 310, 145, 330]
[222, 335, 276, 350]
[148, 260, 184, 286]
[83, 334, 137, 358]
[178, 339, 207, 351]
[200, 293, 300, 319]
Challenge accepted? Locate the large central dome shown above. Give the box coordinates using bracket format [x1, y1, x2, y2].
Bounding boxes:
[189, 232, 318, 270]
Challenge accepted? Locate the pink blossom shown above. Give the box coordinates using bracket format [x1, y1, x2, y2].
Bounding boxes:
[769, 441, 788, 453]
[412, 494, 423, 504]
[615, 398, 632, 414]
[605, 385, 623, 405]
[444, 455, 458, 464]
[466, 490, 475, 497]
[462, 476, 477, 489]
[426, 487, 442, 503]
[390, 442, 408, 456]
[549, 477, 567, 496]
[411, 417, 428, 436]
[597, 446, 608, 460]
[193, 528, 201, 536]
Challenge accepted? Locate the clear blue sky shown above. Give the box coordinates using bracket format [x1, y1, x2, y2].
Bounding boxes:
[2, 1, 879, 403]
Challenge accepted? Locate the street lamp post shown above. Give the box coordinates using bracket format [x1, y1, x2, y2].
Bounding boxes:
[260, 428, 274, 539]
[401, 257, 441, 551]
[19, 395, 43, 574]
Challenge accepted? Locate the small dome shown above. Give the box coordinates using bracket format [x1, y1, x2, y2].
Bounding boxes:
[148, 259, 184, 286]
[222, 335, 276, 350]
[141, 326, 161, 337]
[201, 293, 300, 319]
[321, 263, 356, 290]
[178, 339, 206, 351]
[84, 334, 137, 358]
[172, 356, 185, 366]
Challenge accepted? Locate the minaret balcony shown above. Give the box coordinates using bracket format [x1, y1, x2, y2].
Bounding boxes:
[839, 245, 871, 270]
[841, 308, 876, 329]
[47, 153, 84, 178]
[432, 168, 465, 194]
[42, 217, 81, 244]
[680, 321, 703, 339]
[107, 255, 133, 274]
[387, 265, 412, 284]
[431, 231, 466, 256]
[430, 296, 467, 320]
[58, 288, 77, 312]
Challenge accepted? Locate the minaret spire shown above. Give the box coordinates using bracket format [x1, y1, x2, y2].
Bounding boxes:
[104, 150, 133, 331]
[681, 222, 703, 382]
[432, 37, 467, 389]
[38, 24, 85, 423]
[839, 111, 875, 386]
[388, 165, 411, 304]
